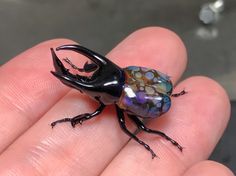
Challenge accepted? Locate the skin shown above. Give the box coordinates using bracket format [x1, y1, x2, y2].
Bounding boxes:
[0, 27, 234, 176]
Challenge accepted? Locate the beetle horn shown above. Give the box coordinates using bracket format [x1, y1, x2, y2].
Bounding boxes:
[51, 48, 94, 91]
[51, 48, 68, 75]
[56, 44, 114, 67]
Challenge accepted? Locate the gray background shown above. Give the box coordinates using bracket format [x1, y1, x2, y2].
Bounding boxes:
[0, 0, 235, 173]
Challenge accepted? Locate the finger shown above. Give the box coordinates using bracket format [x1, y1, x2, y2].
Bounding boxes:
[183, 160, 234, 176]
[101, 76, 230, 176]
[0, 27, 187, 175]
[109, 27, 186, 83]
[0, 39, 81, 153]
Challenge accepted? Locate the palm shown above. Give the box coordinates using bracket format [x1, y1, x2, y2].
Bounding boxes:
[0, 27, 233, 176]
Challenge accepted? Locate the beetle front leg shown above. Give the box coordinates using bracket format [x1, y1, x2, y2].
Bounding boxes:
[63, 58, 97, 73]
[115, 105, 157, 159]
[128, 114, 183, 152]
[51, 102, 105, 128]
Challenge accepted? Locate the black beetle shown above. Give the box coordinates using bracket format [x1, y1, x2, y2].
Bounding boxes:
[50, 44, 186, 158]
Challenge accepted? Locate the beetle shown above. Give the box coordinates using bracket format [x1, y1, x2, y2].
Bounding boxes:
[50, 44, 186, 158]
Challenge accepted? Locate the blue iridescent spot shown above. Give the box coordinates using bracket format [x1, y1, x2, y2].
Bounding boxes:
[162, 101, 171, 113]
[127, 66, 140, 71]
[153, 77, 158, 82]
[162, 96, 171, 113]
[163, 96, 169, 102]
[156, 102, 162, 108]
[149, 106, 161, 117]
[145, 72, 154, 80]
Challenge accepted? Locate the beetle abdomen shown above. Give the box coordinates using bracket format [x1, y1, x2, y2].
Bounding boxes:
[117, 84, 171, 118]
[117, 66, 172, 118]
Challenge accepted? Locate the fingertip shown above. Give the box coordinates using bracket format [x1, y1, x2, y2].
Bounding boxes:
[171, 76, 231, 162]
[128, 26, 187, 67]
[183, 160, 234, 176]
[133, 26, 187, 53]
[181, 76, 231, 123]
[110, 26, 187, 82]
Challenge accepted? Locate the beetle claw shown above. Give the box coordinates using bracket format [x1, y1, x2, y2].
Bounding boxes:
[171, 89, 187, 97]
[151, 152, 157, 159]
[71, 121, 76, 128]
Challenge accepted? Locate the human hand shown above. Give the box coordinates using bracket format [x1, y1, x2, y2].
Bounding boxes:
[0, 27, 234, 176]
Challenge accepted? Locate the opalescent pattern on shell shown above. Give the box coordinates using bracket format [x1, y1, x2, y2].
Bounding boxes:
[117, 66, 172, 118]
[124, 66, 173, 95]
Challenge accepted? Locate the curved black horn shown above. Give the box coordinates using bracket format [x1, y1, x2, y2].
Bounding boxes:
[51, 71, 95, 91]
[51, 48, 68, 75]
[56, 44, 113, 67]
[51, 48, 95, 91]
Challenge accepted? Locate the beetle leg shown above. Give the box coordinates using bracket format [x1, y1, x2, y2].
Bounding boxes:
[171, 90, 187, 97]
[128, 114, 183, 152]
[115, 105, 157, 159]
[63, 57, 97, 73]
[51, 101, 105, 128]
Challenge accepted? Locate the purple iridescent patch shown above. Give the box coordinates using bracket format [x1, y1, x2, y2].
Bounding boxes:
[136, 91, 147, 104]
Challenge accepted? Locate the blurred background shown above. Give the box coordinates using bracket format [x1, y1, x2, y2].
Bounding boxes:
[0, 0, 235, 172]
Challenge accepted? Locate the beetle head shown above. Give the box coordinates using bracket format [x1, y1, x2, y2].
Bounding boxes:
[51, 44, 125, 104]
